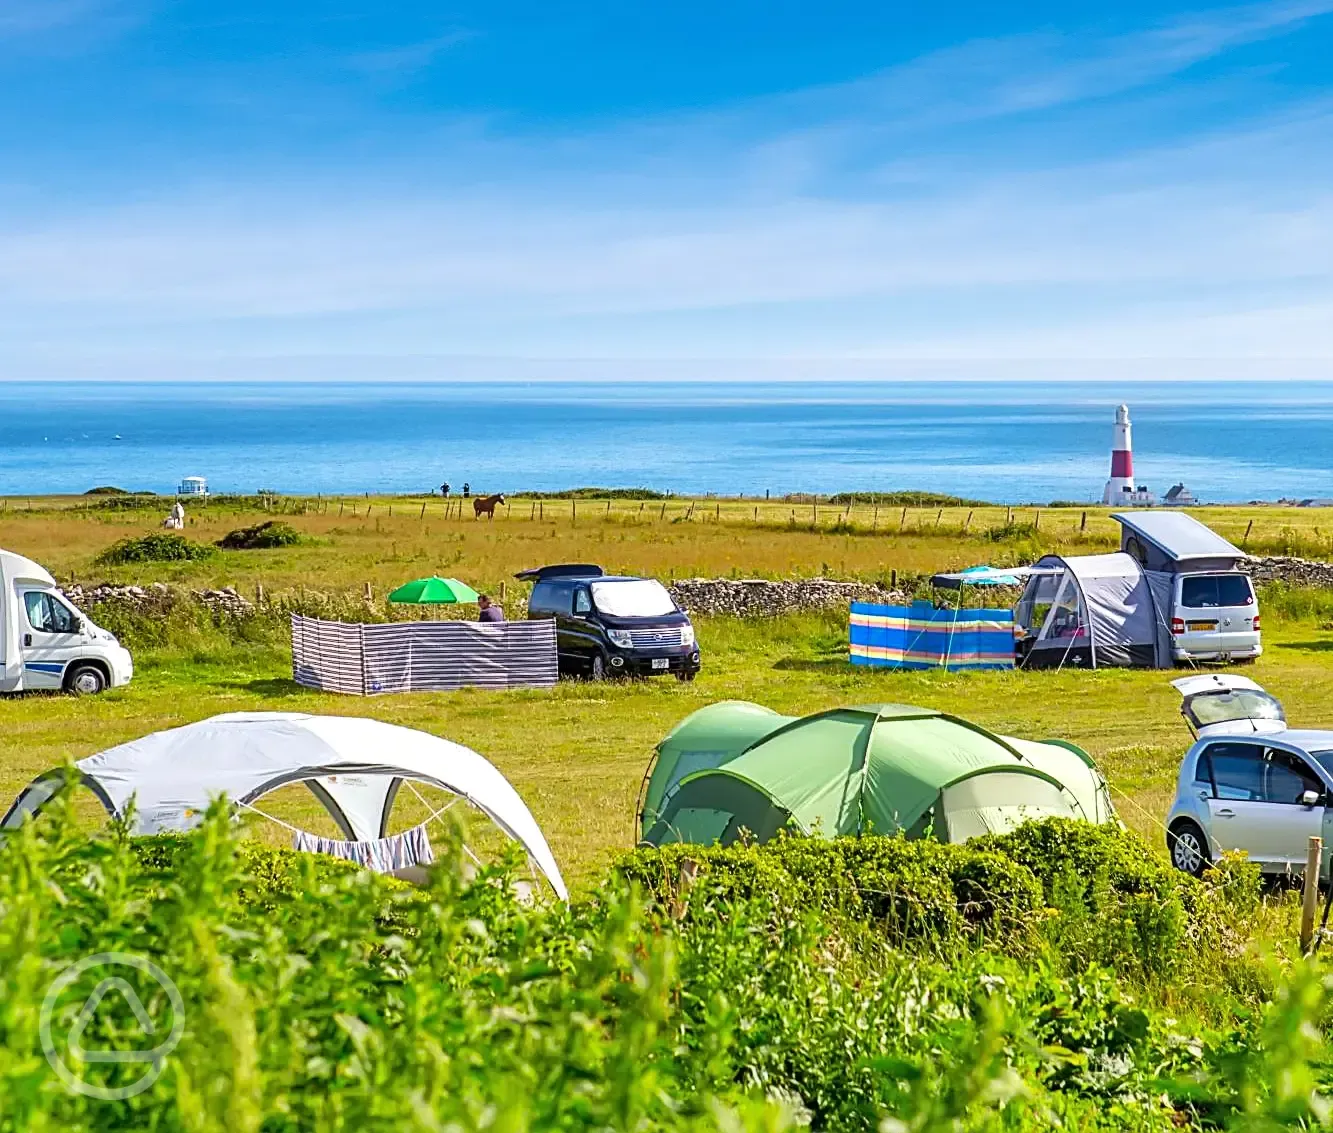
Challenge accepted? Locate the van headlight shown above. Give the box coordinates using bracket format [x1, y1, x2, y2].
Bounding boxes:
[681, 625, 696, 647]
[608, 629, 634, 648]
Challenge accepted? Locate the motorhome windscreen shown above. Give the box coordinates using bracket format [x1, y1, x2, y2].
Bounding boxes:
[589, 580, 677, 618]
[1188, 689, 1284, 727]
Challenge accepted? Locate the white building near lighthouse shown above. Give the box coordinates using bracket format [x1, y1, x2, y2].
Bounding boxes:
[1102, 404, 1156, 506]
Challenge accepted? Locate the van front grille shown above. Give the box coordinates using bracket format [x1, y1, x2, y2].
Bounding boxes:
[625, 628, 685, 650]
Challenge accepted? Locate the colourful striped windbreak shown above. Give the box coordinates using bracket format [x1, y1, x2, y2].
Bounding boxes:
[849, 602, 1015, 671]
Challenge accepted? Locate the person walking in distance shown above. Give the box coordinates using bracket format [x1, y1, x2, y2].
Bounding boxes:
[477, 594, 504, 623]
[462, 482, 471, 499]
[440, 482, 450, 498]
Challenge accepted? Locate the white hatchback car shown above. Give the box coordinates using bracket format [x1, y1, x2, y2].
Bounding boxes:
[1165, 675, 1333, 878]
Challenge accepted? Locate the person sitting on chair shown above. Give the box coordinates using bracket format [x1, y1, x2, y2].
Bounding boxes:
[477, 594, 504, 623]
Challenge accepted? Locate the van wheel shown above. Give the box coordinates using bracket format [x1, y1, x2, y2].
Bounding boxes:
[589, 653, 607, 681]
[676, 669, 697, 682]
[65, 664, 107, 696]
[1168, 820, 1210, 877]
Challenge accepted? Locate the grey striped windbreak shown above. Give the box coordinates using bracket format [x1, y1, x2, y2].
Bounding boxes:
[292, 615, 558, 695]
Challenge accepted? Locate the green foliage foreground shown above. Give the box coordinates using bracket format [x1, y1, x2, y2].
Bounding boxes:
[2, 803, 1332, 1131]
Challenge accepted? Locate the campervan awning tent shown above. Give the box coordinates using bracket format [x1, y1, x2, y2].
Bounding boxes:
[1014, 552, 1173, 669]
[1, 712, 568, 899]
[638, 701, 1112, 848]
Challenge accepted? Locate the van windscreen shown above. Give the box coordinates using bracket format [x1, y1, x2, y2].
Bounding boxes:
[1181, 575, 1254, 609]
[590, 579, 676, 618]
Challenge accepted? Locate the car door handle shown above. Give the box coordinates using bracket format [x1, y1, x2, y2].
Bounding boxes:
[22, 633, 31, 647]
[1216, 808, 1235, 817]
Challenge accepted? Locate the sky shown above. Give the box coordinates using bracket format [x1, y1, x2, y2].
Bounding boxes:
[1, 0, 1331, 382]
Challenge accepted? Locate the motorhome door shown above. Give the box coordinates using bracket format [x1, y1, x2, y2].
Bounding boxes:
[17, 588, 82, 690]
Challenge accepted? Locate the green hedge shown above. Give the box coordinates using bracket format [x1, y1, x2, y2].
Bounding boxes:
[95, 532, 215, 564]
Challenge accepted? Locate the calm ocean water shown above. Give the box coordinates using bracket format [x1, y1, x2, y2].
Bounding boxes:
[0, 380, 1330, 504]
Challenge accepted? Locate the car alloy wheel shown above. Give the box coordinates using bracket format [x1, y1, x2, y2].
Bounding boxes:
[1169, 823, 1208, 876]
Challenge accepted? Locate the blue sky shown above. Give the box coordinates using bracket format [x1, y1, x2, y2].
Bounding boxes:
[2, 0, 1331, 381]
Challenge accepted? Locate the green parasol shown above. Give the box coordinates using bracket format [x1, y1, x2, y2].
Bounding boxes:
[387, 576, 481, 604]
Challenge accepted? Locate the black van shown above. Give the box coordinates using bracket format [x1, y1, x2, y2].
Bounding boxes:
[517, 564, 701, 681]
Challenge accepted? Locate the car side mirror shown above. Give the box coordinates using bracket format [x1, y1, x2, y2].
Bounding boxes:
[1302, 789, 1322, 808]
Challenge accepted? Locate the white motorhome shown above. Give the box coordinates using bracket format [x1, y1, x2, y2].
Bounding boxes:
[0, 549, 134, 694]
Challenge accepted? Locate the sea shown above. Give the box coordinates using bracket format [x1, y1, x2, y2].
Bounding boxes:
[1, 380, 1330, 505]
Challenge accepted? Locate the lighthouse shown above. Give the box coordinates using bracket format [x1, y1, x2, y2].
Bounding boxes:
[1102, 404, 1155, 506]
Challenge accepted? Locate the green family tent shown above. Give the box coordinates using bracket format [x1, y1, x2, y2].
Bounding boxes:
[637, 701, 1113, 848]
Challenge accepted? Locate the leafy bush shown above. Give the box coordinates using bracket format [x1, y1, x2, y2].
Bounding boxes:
[90, 493, 161, 511]
[515, 486, 670, 499]
[95, 533, 215, 565]
[0, 802, 1321, 1130]
[618, 833, 1046, 952]
[215, 520, 303, 550]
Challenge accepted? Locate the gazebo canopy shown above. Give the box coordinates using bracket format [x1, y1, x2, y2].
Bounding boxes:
[1, 711, 566, 899]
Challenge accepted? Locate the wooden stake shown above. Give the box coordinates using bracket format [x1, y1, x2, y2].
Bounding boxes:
[1244, 519, 1254, 548]
[572, 499, 577, 525]
[1080, 510, 1087, 531]
[363, 582, 373, 602]
[935, 508, 943, 528]
[1034, 510, 1040, 530]
[606, 499, 611, 515]
[660, 502, 667, 520]
[899, 506, 907, 532]
[964, 509, 973, 531]
[1302, 835, 1324, 953]
[420, 502, 427, 519]
[500, 580, 507, 601]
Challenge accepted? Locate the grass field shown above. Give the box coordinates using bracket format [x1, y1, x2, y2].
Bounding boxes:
[4, 494, 1333, 888]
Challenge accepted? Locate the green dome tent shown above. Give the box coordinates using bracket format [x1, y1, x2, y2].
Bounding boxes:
[637, 701, 1112, 848]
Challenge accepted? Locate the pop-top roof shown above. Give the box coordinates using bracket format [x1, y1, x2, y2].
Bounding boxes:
[1111, 510, 1244, 562]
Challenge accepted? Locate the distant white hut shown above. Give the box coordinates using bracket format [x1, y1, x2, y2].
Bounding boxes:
[1164, 483, 1196, 506]
[178, 476, 208, 498]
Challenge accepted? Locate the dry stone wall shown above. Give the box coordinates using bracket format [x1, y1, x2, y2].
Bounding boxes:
[1241, 556, 1333, 588]
[61, 582, 255, 618]
[667, 577, 904, 617]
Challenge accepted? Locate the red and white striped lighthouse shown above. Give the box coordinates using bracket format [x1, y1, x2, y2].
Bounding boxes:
[1102, 404, 1136, 504]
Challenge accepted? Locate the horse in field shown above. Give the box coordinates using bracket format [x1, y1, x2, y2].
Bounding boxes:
[474, 493, 505, 519]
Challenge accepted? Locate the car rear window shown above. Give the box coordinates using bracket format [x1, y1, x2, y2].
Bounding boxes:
[1180, 575, 1254, 609]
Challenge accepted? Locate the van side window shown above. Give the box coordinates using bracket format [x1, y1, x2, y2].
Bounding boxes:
[528, 582, 561, 617]
[573, 588, 591, 615]
[23, 592, 77, 634]
[1206, 742, 1265, 801]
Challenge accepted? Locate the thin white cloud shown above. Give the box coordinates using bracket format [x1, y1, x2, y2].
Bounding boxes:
[347, 30, 476, 76]
[2, 0, 1332, 376]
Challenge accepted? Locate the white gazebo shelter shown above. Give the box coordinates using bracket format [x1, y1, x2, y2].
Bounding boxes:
[0, 712, 567, 900]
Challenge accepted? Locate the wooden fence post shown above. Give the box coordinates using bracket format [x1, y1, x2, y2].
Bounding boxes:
[500, 580, 507, 601]
[1301, 835, 1324, 953]
[1080, 510, 1087, 531]
[660, 502, 667, 521]
[1034, 510, 1040, 531]
[363, 582, 373, 602]
[420, 502, 427, 519]
[1006, 506, 1013, 525]
[572, 499, 577, 525]
[606, 499, 611, 516]
[964, 509, 973, 531]
[716, 501, 720, 521]
[899, 507, 907, 532]
[935, 508, 943, 528]
[338, 500, 344, 516]
[1243, 519, 1254, 548]
[812, 501, 818, 526]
